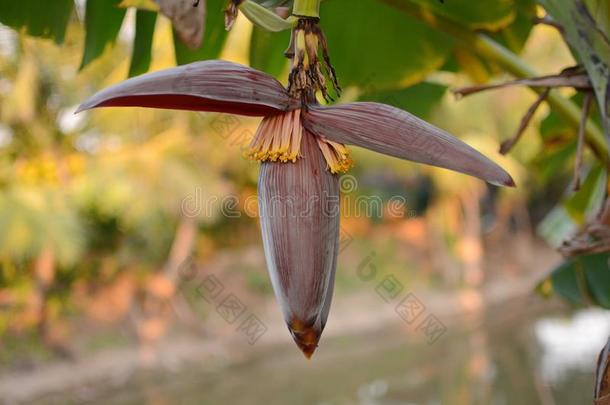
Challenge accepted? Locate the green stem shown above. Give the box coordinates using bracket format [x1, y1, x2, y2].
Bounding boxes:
[379, 0, 609, 163]
[293, 0, 321, 18]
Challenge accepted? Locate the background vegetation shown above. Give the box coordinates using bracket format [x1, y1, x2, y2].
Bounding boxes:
[0, 0, 609, 402]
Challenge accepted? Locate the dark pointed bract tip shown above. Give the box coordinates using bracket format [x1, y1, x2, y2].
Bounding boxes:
[488, 173, 516, 188]
[288, 320, 321, 359]
[505, 176, 517, 188]
[74, 104, 89, 114]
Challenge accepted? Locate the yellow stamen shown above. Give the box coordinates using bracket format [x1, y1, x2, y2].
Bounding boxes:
[248, 110, 303, 163]
[248, 110, 353, 173]
[316, 138, 354, 174]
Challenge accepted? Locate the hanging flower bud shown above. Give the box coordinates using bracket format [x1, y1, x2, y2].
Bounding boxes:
[258, 132, 340, 358]
[78, 59, 515, 358]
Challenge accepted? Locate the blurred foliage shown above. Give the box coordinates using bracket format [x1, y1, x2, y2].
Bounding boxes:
[0, 0, 536, 87]
[539, 252, 610, 309]
[0, 0, 73, 44]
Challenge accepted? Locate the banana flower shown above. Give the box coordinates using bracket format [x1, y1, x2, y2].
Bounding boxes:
[78, 60, 513, 358]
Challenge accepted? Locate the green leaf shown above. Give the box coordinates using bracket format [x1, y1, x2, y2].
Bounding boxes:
[540, 94, 600, 140]
[549, 257, 587, 305]
[543, 252, 610, 309]
[0, 0, 73, 44]
[118, 0, 159, 10]
[538, 93, 603, 187]
[452, 48, 494, 83]
[563, 164, 606, 225]
[533, 139, 577, 182]
[540, 0, 610, 145]
[537, 164, 605, 250]
[408, 0, 517, 31]
[537, 204, 578, 248]
[321, 0, 454, 89]
[250, 27, 290, 78]
[583, 253, 610, 308]
[358, 82, 447, 120]
[490, 0, 536, 53]
[448, 0, 536, 81]
[129, 10, 157, 77]
[387, 0, 534, 85]
[174, 0, 228, 65]
[584, 0, 610, 39]
[80, 0, 127, 70]
[240, 0, 294, 32]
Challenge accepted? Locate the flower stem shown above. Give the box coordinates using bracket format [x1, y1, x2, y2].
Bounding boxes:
[379, 0, 609, 163]
[293, 0, 321, 18]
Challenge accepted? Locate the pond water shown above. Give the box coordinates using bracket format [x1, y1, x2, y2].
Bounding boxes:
[40, 297, 609, 405]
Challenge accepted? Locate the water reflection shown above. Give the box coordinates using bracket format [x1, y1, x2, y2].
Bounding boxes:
[535, 308, 610, 384]
[39, 299, 600, 405]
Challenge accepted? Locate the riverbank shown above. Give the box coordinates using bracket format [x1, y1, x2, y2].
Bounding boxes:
[0, 241, 560, 404]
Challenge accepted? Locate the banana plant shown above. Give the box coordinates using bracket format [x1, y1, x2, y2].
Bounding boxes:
[77, 0, 514, 357]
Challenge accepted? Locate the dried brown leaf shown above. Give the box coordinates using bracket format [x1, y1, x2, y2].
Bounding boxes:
[596, 338, 610, 404]
[454, 70, 591, 98]
[500, 88, 550, 155]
